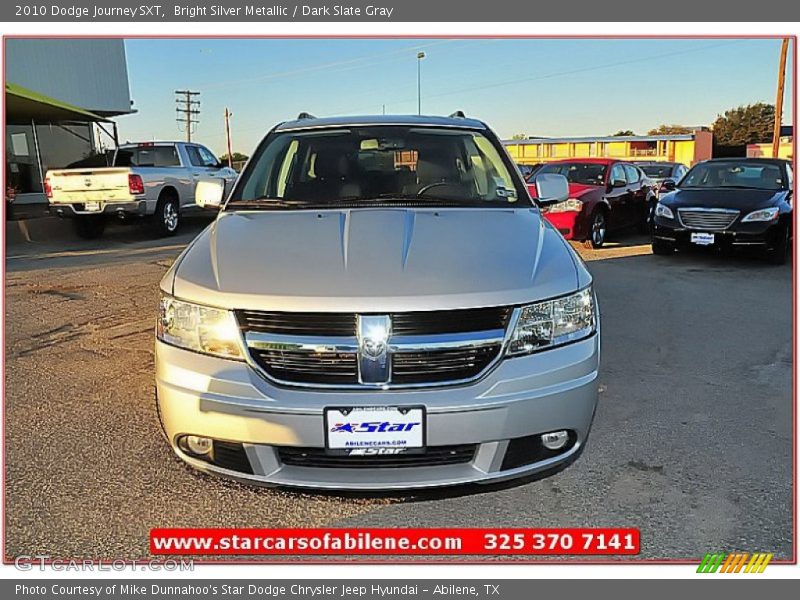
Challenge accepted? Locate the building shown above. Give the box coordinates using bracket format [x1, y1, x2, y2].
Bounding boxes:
[504, 131, 713, 167]
[5, 39, 134, 204]
[746, 126, 794, 160]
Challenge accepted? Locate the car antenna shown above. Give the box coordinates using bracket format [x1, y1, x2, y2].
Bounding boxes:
[449, 110, 466, 118]
[297, 112, 317, 120]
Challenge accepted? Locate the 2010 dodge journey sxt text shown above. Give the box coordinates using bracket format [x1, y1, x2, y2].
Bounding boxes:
[155, 113, 600, 490]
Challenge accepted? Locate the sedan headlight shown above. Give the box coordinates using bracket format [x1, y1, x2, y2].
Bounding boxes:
[508, 286, 596, 356]
[157, 296, 244, 360]
[546, 198, 583, 213]
[741, 207, 780, 222]
[655, 203, 674, 219]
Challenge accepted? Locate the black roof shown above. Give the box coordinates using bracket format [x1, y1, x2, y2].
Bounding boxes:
[275, 114, 487, 132]
[701, 157, 791, 165]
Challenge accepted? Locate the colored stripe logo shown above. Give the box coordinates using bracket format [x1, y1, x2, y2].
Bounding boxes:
[697, 552, 773, 573]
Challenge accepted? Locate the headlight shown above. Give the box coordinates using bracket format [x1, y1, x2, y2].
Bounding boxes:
[546, 198, 583, 213]
[157, 296, 244, 360]
[741, 207, 780, 222]
[507, 286, 596, 356]
[655, 203, 674, 219]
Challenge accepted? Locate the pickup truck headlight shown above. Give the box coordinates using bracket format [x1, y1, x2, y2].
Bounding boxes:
[507, 286, 596, 356]
[546, 198, 583, 213]
[157, 296, 244, 360]
[741, 207, 780, 222]
[655, 203, 674, 219]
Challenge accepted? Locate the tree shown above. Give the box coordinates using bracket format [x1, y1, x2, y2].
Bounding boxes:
[647, 124, 695, 135]
[612, 130, 635, 136]
[510, 133, 527, 140]
[220, 152, 249, 163]
[712, 103, 775, 147]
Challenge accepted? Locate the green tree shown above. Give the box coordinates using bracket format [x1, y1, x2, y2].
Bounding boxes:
[647, 124, 695, 135]
[612, 130, 636, 136]
[712, 103, 775, 147]
[510, 133, 527, 140]
[220, 152, 249, 163]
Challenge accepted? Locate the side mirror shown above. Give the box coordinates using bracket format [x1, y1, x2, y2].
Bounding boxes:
[533, 173, 569, 204]
[610, 178, 627, 189]
[195, 178, 225, 209]
[662, 179, 677, 191]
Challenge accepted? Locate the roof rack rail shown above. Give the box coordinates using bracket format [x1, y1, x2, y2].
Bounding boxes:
[449, 110, 466, 119]
[297, 112, 317, 120]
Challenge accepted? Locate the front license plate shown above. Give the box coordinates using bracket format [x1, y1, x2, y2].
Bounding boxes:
[690, 232, 715, 246]
[324, 406, 426, 455]
[84, 201, 101, 212]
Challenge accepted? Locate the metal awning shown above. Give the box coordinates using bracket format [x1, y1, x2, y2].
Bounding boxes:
[5, 82, 111, 124]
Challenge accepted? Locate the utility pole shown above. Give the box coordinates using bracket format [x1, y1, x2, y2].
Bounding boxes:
[224, 107, 233, 168]
[772, 38, 789, 159]
[175, 90, 200, 142]
[417, 51, 426, 115]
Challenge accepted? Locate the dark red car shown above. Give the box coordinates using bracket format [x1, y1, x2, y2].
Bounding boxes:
[527, 158, 657, 247]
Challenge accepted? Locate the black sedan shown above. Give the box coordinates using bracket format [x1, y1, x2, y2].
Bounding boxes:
[652, 158, 793, 264]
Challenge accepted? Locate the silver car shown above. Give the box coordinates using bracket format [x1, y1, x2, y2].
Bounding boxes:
[155, 114, 600, 490]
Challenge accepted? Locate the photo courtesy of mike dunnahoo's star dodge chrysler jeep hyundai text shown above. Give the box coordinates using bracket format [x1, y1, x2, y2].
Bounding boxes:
[155, 113, 600, 490]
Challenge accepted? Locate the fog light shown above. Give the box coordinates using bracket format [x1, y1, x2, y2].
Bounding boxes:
[541, 430, 569, 451]
[185, 435, 213, 456]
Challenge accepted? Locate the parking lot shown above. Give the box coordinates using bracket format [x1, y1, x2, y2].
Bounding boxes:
[4, 218, 793, 561]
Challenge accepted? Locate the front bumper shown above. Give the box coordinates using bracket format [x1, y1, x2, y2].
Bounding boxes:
[653, 217, 784, 248]
[49, 200, 148, 218]
[543, 211, 585, 240]
[155, 333, 600, 490]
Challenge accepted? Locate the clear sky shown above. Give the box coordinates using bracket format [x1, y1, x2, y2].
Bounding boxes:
[119, 38, 794, 157]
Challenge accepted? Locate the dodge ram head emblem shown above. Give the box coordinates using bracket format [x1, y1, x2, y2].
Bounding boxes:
[84, 178, 92, 187]
[357, 315, 391, 385]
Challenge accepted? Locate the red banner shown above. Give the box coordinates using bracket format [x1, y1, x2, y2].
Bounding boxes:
[151, 528, 639, 556]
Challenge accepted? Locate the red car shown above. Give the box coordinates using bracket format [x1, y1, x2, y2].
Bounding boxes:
[527, 158, 657, 247]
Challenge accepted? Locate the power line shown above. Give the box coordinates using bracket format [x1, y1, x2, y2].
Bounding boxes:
[175, 90, 200, 142]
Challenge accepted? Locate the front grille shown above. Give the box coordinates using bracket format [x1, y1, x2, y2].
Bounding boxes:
[237, 310, 356, 336]
[678, 208, 739, 231]
[392, 345, 501, 384]
[251, 349, 358, 384]
[277, 444, 477, 468]
[238, 307, 510, 388]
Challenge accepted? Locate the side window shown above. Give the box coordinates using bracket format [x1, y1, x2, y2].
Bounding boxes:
[154, 146, 180, 167]
[610, 164, 626, 184]
[623, 164, 640, 184]
[785, 164, 793, 189]
[676, 165, 688, 180]
[198, 146, 220, 167]
[185, 145, 204, 167]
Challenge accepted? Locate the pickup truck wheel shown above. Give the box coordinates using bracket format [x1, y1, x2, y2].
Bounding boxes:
[73, 215, 106, 239]
[154, 195, 180, 237]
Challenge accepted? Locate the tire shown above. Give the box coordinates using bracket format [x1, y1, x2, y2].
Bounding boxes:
[651, 239, 675, 256]
[584, 209, 607, 249]
[73, 215, 106, 239]
[765, 224, 789, 265]
[639, 199, 656, 234]
[153, 193, 180, 237]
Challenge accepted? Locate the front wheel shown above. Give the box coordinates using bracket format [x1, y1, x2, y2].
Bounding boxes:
[73, 215, 106, 239]
[765, 224, 790, 265]
[584, 210, 607, 249]
[651, 239, 675, 256]
[153, 195, 180, 237]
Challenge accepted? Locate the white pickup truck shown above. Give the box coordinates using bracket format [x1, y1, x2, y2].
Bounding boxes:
[45, 141, 238, 238]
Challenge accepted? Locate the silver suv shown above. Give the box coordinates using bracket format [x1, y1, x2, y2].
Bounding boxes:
[155, 114, 600, 490]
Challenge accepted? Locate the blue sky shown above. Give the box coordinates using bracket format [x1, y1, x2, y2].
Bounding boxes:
[119, 38, 794, 156]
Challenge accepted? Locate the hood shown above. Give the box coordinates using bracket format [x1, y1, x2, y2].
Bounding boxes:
[169, 208, 582, 312]
[662, 187, 788, 211]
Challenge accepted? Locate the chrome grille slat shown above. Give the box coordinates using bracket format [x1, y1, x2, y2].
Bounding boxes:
[677, 208, 739, 231]
[236, 309, 511, 388]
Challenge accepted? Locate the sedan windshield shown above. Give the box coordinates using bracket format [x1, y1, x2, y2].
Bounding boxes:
[680, 162, 785, 190]
[229, 126, 522, 208]
[536, 162, 606, 186]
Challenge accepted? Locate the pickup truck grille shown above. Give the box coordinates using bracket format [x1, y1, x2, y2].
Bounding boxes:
[236, 308, 511, 388]
[677, 208, 739, 231]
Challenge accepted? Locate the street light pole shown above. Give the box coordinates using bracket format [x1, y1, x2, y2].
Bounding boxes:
[417, 51, 426, 115]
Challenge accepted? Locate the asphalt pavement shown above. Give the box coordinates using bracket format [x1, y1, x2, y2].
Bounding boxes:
[4, 219, 793, 561]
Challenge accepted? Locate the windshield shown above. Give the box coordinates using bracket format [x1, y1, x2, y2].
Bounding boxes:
[229, 126, 523, 208]
[640, 165, 674, 179]
[536, 162, 606, 186]
[681, 162, 785, 190]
